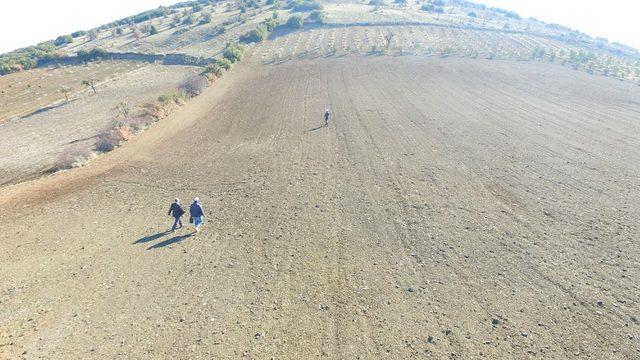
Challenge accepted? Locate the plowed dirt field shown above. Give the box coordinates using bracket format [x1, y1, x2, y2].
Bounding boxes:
[1, 57, 639, 359]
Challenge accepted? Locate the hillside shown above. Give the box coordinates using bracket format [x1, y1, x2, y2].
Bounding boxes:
[1, 1, 640, 359]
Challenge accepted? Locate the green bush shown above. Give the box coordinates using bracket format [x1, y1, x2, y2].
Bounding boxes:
[216, 58, 232, 70]
[0, 41, 57, 75]
[199, 12, 212, 24]
[149, 25, 159, 35]
[241, 16, 279, 43]
[309, 10, 324, 24]
[420, 3, 434, 11]
[158, 93, 187, 103]
[202, 63, 224, 78]
[241, 24, 269, 42]
[182, 15, 195, 25]
[223, 43, 245, 62]
[54, 35, 73, 46]
[71, 30, 87, 38]
[263, 18, 278, 32]
[287, 0, 322, 12]
[77, 48, 107, 62]
[286, 14, 304, 29]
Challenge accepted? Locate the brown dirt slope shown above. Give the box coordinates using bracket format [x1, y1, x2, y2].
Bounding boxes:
[1, 57, 639, 359]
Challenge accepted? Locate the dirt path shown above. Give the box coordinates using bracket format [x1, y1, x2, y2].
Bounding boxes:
[1, 57, 639, 359]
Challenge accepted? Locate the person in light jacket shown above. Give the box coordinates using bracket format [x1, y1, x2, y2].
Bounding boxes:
[189, 197, 205, 232]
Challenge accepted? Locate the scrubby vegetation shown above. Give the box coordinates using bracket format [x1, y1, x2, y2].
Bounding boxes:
[179, 75, 209, 97]
[82, 79, 98, 93]
[309, 10, 325, 24]
[202, 63, 224, 78]
[0, 41, 58, 75]
[71, 30, 88, 38]
[241, 18, 278, 43]
[77, 48, 107, 62]
[54, 35, 74, 46]
[421, 3, 444, 13]
[158, 93, 187, 104]
[223, 43, 246, 62]
[53, 147, 94, 171]
[199, 12, 212, 25]
[286, 15, 304, 29]
[216, 58, 233, 70]
[287, 0, 322, 12]
[95, 122, 132, 152]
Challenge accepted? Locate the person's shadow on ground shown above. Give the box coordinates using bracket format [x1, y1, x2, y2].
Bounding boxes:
[307, 125, 325, 132]
[147, 233, 193, 250]
[133, 230, 172, 244]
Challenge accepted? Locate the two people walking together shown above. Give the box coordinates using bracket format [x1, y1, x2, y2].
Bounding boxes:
[168, 197, 205, 233]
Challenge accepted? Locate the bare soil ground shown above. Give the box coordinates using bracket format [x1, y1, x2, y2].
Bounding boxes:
[1, 57, 639, 359]
[0, 61, 144, 122]
[0, 64, 199, 186]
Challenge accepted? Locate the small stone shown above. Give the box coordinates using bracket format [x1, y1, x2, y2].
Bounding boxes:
[444, 329, 452, 335]
[407, 287, 415, 293]
[427, 336, 434, 343]
[491, 318, 500, 325]
[521, 331, 528, 337]
[597, 300, 604, 307]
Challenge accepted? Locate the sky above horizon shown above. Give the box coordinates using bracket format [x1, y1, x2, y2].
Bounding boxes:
[475, 0, 639, 49]
[0, 0, 638, 54]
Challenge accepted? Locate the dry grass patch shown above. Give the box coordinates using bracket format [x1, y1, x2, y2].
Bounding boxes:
[53, 146, 95, 171]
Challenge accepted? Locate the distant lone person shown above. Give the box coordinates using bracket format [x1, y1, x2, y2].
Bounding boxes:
[324, 109, 330, 127]
[189, 197, 205, 233]
[168, 198, 185, 231]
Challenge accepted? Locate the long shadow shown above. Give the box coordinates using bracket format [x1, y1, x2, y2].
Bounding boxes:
[307, 125, 326, 132]
[147, 233, 193, 250]
[133, 230, 172, 244]
[20, 100, 73, 120]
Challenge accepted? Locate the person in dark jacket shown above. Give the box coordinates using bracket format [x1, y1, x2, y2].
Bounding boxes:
[168, 198, 185, 231]
[324, 108, 330, 127]
[189, 197, 205, 232]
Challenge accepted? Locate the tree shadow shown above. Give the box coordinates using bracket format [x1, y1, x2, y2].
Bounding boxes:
[133, 230, 172, 244]
[147, 233, 193, 250]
